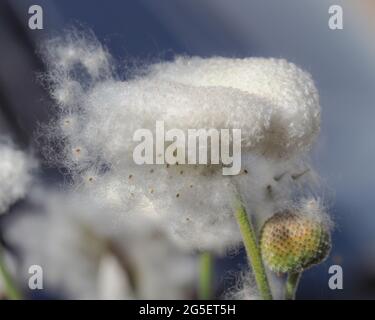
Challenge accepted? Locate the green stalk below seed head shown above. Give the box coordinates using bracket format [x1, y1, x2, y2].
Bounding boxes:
[285, 272, 301, 300]
[198, 251, 213, 300]
[0, 246, 22, 300]
[234, 200, 273, 300]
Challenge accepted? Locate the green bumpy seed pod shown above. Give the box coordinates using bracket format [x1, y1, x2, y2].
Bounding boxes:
[260, 210, 331, 273]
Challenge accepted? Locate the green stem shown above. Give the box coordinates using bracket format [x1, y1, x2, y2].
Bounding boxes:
[235, 201, 272, 300]
[0, 246, 22, 300]
[285, 272, 301, 300]
[198, 252, 213, 300]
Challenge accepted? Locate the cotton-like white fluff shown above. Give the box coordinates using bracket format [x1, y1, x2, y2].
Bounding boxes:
[224, 271, 260, 300]
[146, 56, 320, 158]
[0, 139, 34, 214]
[295, 197, 333, 229]
[225, 269, 286, 300]
[82, 80, 273, 158]
[5, 189, 196, 299]
[41, 31, 321, 253]
[43, 30, 112, 82]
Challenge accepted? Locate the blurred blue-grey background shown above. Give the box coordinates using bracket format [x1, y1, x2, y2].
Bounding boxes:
[1, 0, 374, 299]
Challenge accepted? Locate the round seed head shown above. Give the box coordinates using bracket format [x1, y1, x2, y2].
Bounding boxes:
[260, 210, 331, 273]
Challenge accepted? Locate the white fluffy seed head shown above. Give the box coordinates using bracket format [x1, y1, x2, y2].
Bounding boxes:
[0, 139, 35, 214]
[41, 30, 322, 253]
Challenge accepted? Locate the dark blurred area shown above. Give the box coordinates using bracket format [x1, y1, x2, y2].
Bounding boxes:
[1, 0, 375, 299]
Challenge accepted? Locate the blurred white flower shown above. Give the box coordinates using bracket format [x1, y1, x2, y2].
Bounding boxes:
[0, 138, 35, 214]
[5, 189, 196, 299]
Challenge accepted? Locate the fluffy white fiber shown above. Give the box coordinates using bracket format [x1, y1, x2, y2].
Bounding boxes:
[295, 197, 333, 230]
[0, 139, 34, 214]
[224, 271, 260, 300]
[146, 56, 320, 157]
[41, 30, 321, 253]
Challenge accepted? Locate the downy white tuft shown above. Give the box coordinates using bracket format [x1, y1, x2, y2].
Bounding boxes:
[40, 29, 321, 253]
